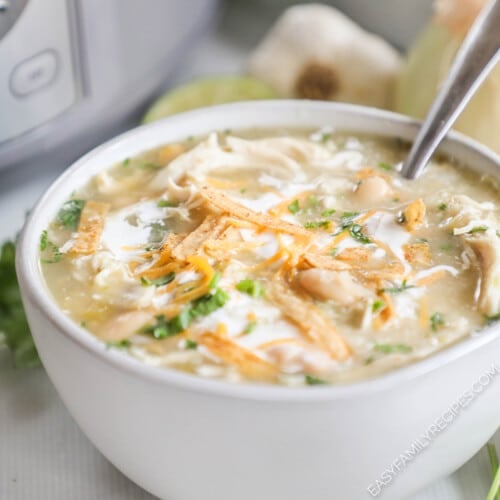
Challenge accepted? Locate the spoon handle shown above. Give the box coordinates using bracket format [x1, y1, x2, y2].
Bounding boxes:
[400, 0, 500, 180]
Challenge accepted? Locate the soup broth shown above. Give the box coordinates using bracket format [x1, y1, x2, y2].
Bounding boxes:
[41, 129, 500, 386]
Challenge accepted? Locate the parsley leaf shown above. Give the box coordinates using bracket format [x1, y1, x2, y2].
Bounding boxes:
[321, 209, 336, 217]
[157, 199, 177, 208]
[57, 199, 85, 230]
[468, 226, 488, 234]
[438, 203, 447, 211]
[372, 300, 385, 313]
[0, 241, 39, 367]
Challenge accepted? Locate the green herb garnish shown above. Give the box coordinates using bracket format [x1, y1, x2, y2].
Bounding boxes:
[243, 321, 257, 335]
[143, 288, 229, 339]
[157, 199, 177, 208]
[381, 280, 414, 294]
[185, 339, 198, 350]
[487, 443, 500, 500]
[430, 312, 445, 332]
[40, 230, 48, 251]
[288, 199, 300, 214]
[0, 241, 39, 367]
[139, 162, 161, 170]
[374, 343, 413, 354]
[468, 226, 488, 234]
[40, 231, 62, 264]
[106, 339, 131, 349]
[305, 374, 328, 385]
[321, 209, 336, 217]
[349, 223, 371, 244]
[57, 199, 85, 230]
[149, 222, 168, 243]
[372, 300, 385, 313]
[236, 279, 264, 298]
[438, 203, 447, 211]
[140, 272, 175, 287]
[304, 220, 331, 230]
[330, 247, 339, 256]
[341, 212, 359, 227]
[485, 313, 500, 326]
[378, 162, 393, 171]
[122, 158, 130, 166]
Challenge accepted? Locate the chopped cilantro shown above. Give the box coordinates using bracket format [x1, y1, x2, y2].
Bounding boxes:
[305, 374, 328, 385]
[142, 288, 229, 339]
[236, 279, 264, 298]
[149, 222, 168, 243]
[0, 241, 40, 367]
[374, 343, 413, 354]
[349, 223, 371, 244]
[438, 203, 447, 211]
[321, 209, 336, 217]
[122, 158, 130, 166]
[430, 312, 445, 332]
[381, 280, 414, 294]
[304, 220, 331, 230]
[140, 272, 175, 287]
[185, 339, 198, 350]
[440, 242, 453, 251]
[341, 212, 359, 226]
[364, 356, 375, 365]
[57, 199, 85, 230]
[378, 162, 393, 171]
[40, 230, 48, 251]
[372, 300, 385, 313]
[320, 132, 331, 143]
[288, 199, 300, 214]
[157, 199, 177, 208]
[330, 247, 339, 256]
[240, 188, 247, 194]
[106, 339, 131, 349]
[243, 321, 257, 335]
[40, 232, 62, 264]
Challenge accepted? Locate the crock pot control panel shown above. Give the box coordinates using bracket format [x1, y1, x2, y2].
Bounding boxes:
[0, 0, 80, 143]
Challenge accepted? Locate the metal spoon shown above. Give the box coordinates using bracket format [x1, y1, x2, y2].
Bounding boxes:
[400, 0, 500, 180]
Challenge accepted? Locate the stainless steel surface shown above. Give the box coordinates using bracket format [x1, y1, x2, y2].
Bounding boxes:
[401, 0, 500, 180]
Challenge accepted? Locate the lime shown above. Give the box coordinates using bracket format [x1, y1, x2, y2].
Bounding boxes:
[141, 76, 278, 123]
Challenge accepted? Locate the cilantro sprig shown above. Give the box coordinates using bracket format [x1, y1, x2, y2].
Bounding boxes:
[0, 241, 39, 367]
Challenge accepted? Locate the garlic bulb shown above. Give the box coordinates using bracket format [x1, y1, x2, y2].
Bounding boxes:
[248, 4, 401, 109]
[396, 0, 500, 154]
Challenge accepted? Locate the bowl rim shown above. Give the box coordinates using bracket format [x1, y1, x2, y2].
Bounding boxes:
[16, 100, 500, 402]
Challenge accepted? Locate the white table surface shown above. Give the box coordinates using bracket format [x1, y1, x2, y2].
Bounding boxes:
[1, 5, 499, 500]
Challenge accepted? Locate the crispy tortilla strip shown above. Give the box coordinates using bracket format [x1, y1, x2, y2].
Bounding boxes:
[336, 247, 371, 262]
[372, 292, 396, 329]
[403, 242, 431, 266]
[69, 200, 110, 255]
[198, 333, 279, 382]
[403, 199, 426, 232]
[266, 282, 351, 361]
[300, 253, 354, 271]
[198, 185, 312, 238]
[171, 215, 226, 261]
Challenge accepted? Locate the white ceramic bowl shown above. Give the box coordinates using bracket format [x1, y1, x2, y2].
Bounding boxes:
[17, 101, 500, 500]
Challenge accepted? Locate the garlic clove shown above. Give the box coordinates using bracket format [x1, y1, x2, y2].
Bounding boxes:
[248, 4, 402, 109]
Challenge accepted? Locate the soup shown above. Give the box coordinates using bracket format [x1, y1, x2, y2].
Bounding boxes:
[40, 129, 500, 386]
